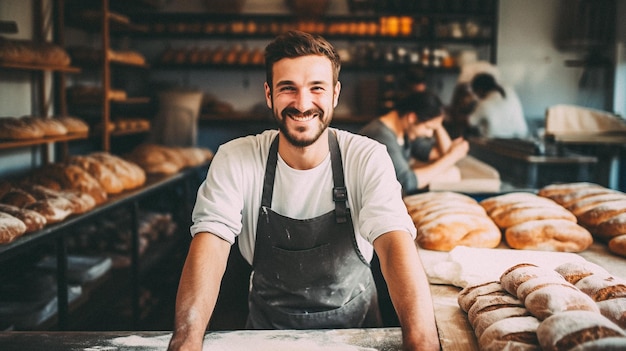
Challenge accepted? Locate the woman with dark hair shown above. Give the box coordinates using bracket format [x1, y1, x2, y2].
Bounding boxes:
[360, 90, 469, 195]
[468, 73, 529, 138]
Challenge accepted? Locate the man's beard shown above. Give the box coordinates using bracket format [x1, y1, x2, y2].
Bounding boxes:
[275, 106, 331, 148]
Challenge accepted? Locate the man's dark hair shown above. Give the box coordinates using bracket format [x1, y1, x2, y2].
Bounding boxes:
[471, 73, 506, 98]
[264, 30, 341, 90]
[394, 90, 444, 122]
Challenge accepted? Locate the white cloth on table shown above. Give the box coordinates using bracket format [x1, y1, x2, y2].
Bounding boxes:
[545, 104, 626, 135]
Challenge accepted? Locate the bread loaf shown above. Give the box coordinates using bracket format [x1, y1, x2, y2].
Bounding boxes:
[89, 152, 145, 190]
[547, 187, 615, 208]
[0, 203, 46, 233]
[608, 235, 626, 257]
[594, 213, 626, 240]
[578, 200, 626, 227]
[575, 274, 626, 302]
[554, 261, 611, 285]
[0, 212, 27, 244]
[55, 115, 89, 134]
[478, 316, 541, 351]
[68, 155, 125, 194]
[0, 188, 37, 207]
[472, 306, 531, 340]
[21, 116, 68, 136]
[504, 219, 593, 252]
[500, 263, 563, 297]
[416, 213, 501, 251]
[524, 284, 599, 320]
[537, 182, 604, 199]
[596, 298, 626, 329]
[467, 294, 524, 326]
[404, 190, 478, 208]
[24, 198, 73, 224]
[0, 117, 45, 140]
[515, 275, 570, 304]
[491, 206, 577, 230]
[479, 192, 543, 215]
[567, 192, 626, 217]
[536, 310, 626, 351]
[457, 281, 507, 313]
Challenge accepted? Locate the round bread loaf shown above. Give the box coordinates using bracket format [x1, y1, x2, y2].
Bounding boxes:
[457, 281, 507, 313]
[524, 284, 599, 320]
[491, 206, 577, 230]
[416, 212, 501, 251]
[537, 182, 604, 199]
[467, 294, 524, 326]
[0, 203, 46, 233]
[504, 219, 593, 252]
[596, 298, 626, 329]
[608, 235, 626, 257]
[594, 213, 626, 240]
[500, 263, 562, 296]
[478, 316, 540, 351]
[537, 310, 626, 351]
[0, 212, 27, 244]
[575, 274, 626, 302]
[515, 275, 571, 303]
[578, 200, 626, 227]
[472, 306, 531, 340]
[554, 261, 611, 285]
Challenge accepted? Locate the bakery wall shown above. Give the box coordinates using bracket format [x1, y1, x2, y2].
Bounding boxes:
[0, 0, 623, 178]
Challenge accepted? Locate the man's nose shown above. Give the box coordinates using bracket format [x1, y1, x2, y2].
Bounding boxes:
[293, 89, 314, 112]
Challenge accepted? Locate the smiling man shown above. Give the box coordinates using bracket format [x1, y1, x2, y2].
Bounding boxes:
[167, 31, 440, 351]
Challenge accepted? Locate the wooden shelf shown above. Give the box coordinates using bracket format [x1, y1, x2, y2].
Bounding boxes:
[0, 132, 89, 150]
[0, 62, 81, 73]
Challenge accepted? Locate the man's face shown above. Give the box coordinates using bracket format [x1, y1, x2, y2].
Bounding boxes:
[265, 55, 340, 147]
[407, 115, 444, 140]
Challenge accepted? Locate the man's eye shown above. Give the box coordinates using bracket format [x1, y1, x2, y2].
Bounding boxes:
[279, 86, 295, 92]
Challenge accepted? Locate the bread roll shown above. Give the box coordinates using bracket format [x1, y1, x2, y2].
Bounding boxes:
[554, 261, 611, 285]
[537, 310, 626, 351]
[578, 200, 626, 227]
[472, 306, 531, 339]
[467, 293, 524, 326]
[500, 263, 562, 296]
[457, 281, 507, 313]
[0, 203, 46, 233]
[575, 274, 626, 302]
[21, 116, 68, 136]
[416, 212, 501, 251]
[0, 212, 27, 244]
[478, 316, 540, 351]
[596, 298, 626, 329]
[608, 235, 626, 257]
[515, 275, 570, 303]
[524, 284, 599, 320]
[24, 198, 73, 224]
[504, 219, 593, 252]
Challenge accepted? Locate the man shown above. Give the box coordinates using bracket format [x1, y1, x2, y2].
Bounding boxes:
[167, 31, 440, 351]
[360, 91, 469, 195]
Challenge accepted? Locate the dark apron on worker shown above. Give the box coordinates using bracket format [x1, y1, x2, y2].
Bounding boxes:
[246, 131, 382, 330]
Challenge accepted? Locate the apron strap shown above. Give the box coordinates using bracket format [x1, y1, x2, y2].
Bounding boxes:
[261, 131, 348, 224]
[329, 131, 348, 224]
[261, 135, 279, 208]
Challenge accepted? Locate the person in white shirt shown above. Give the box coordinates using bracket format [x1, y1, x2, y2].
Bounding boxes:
[167, 30, 439, 351]
[468, 73, 529, 138]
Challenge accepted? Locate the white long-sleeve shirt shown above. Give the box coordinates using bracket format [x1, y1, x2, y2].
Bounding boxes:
[469, 86, 529, 138]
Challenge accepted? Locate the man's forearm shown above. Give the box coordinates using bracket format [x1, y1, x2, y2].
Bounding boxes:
[374, 232, 440, 351]
[168, 233, 231, 351]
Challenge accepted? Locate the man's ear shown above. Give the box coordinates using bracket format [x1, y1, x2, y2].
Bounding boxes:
[333, 81, 341, 108]
[264, 82, 272, 109]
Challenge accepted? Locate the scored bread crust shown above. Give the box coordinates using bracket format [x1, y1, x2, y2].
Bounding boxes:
[537, 310, 626, 351]
[478, 316, 540, 351]
[457, 281, 506, 313]
[467, 294, 524, 326]
[575, 274, 626, 302]
[472, 306, 531, 340]
[504, 219, 593, 252]
[554, 261, 611, 285]
[515, 275, 570, 303]
[0, 212, 27, 244]
[416, 212, 501, 251]
[500, 263, 563, 296]
[524, 284, 600, 320]
[491, 206, 577, 230]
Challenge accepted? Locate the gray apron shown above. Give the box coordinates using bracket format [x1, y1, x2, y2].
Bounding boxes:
[246, 131, 382, 329]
